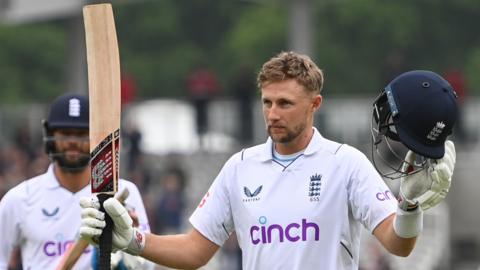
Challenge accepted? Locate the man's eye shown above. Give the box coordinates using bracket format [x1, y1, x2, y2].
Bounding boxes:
[279, 101, 292, 107]
[55, 135, 89, 142]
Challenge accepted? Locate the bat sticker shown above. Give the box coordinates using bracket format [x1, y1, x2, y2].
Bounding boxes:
[91, 129, 120, 193]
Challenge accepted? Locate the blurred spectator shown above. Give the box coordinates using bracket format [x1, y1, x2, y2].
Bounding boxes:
[444, 68, 469, 143]
[13, 126, 36, 162]
[154, 164, 187, 234]
[121, 120, 154, 200]
[187, 66, 221, 148]
[123, 122, 143, 172]
[232, 65, 256, 146]
[359, 240, 391, 270]
[218, 233, 242, 270]
[121, 71, 137, 107]
[1, 127, 42, 199]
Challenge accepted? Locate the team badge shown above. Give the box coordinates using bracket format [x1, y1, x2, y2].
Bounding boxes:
[427, 121, 446, 141]
[308, 174, 322, 202]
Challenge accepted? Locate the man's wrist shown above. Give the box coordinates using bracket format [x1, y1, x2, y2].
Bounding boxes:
[393, 206, 423, 238]
[125, 228, 146, 256]
[398, 195, 419, 212]
[398, 188, 420, 212]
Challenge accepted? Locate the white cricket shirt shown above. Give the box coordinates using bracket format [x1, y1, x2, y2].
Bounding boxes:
[0, 164, 150, 270]
[190, 128, 397, 270]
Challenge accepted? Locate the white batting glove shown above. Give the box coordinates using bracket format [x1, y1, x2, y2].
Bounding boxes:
[79, 196, 146, 255]
[399, 140, 456, 211]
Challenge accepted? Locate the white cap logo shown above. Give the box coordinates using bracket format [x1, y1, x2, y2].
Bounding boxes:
[427, 121, 446, 141]
[68, 98, 81, 117]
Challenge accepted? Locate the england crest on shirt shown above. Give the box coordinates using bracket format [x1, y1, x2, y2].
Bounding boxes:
[308, 173, 322, 202]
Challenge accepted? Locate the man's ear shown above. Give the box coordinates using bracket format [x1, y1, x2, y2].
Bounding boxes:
[312, 95, 322, 111]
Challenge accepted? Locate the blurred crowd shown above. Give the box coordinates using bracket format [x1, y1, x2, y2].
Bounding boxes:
[0, 127, 49, 200]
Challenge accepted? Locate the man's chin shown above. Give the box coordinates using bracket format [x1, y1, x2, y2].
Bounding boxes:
[55, 155, 90, 172]
[268, 128, 282, 136]
[64, 156, 79, 163]
[269, 134, 289, 143]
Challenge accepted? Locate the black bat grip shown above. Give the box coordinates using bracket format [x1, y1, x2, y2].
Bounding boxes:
[98, 193, 114, 270]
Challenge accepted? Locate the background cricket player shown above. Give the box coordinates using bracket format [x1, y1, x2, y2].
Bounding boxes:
[0, 93, 151, 270]
[78, 52, 457, 270]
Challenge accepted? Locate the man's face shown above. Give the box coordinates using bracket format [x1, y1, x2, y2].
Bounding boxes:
[52, 128, 90, 170]
[261, 79, 320, 144]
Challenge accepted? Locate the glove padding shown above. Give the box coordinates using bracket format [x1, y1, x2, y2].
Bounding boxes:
[399, 140, 456, 211]
[79, 196, 145, 255]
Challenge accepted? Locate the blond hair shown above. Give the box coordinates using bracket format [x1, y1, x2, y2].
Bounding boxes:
[257, 51, 324, 94]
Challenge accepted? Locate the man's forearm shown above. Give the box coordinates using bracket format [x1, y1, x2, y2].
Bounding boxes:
[141, 230, 219, 269]
[374, 214, 418, 257]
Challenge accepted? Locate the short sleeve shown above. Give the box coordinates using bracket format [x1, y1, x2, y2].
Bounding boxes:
[347, 150, 397, 233]
[0, 186, 24, 269]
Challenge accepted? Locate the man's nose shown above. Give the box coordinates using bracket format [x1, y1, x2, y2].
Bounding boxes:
[64, 135, 88, 144]
[266, 106, 280, 121]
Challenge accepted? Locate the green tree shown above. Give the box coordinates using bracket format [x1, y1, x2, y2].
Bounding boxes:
[1, 0, 480, 104]
[0, 22, 66, 103]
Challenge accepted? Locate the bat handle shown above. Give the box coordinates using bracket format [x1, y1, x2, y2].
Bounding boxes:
[97, 193, 114, 270]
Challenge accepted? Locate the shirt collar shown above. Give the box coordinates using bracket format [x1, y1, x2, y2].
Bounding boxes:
[44, 164, 61, 189]
[259, 127, 324, 162]
[260, 137, 274, 162]
[303, 127, 324, 156]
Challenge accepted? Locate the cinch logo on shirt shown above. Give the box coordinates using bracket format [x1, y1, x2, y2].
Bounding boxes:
[376, 190, 394, 201]
[43, 240, 92, 257]
[250, 216, 320, 245]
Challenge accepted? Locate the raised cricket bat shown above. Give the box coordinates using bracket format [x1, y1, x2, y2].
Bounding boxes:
[83, 3, 121, 270]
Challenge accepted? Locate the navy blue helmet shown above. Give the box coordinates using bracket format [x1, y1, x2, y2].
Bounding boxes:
[44, 94, 89, 130]
[43, 94, 90, 171]
[371, 70, 458, 179]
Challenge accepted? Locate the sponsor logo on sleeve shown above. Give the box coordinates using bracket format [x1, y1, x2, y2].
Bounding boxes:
[198, 191, 210, 208]
[376, 189, 394, 201]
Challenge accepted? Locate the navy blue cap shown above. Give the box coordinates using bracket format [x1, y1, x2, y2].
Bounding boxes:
[47, 94, 89, 129]
[387, 70, 458, 159]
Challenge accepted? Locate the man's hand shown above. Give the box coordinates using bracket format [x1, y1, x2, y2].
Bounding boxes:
[399, 140, 456, 211]
[79, 197, 145, 255]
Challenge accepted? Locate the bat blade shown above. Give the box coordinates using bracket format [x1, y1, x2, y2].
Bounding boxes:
[83, 4, 121, 194]
[83, 3, 120, 270]
[84, 3, 120, 196]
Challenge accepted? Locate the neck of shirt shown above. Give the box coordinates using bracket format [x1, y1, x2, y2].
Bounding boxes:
[272, 144, 305, 167]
